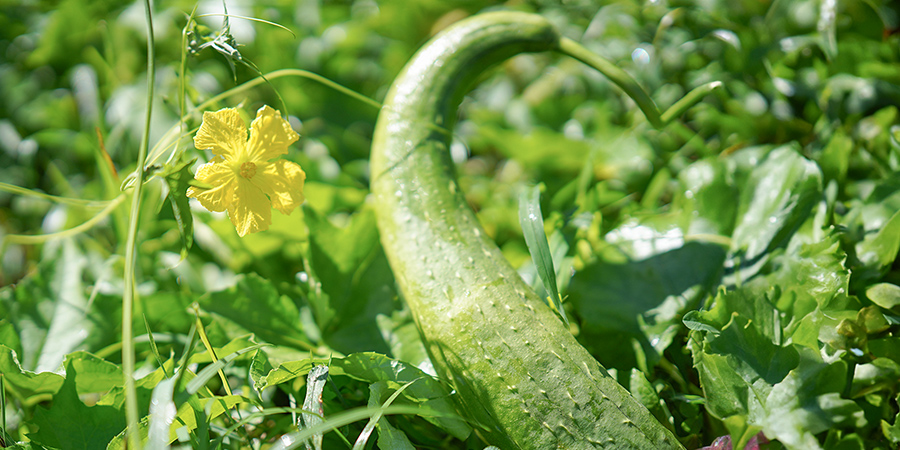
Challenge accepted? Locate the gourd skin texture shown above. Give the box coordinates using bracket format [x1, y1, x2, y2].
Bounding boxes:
[371, 12, 683, 449]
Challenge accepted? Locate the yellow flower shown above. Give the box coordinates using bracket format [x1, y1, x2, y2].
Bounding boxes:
[187, 105, 306, 237]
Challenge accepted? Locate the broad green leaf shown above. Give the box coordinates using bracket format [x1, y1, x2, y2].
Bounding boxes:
[29, 359, 126, 449]
[518, 185, 566, 325]
[303, 206, 395, 354]
[820, 128, 852, 184]
[674, 157, 739, 237]
[254, 358, 335, 392]
[730, 145, 822, 270]
[64, 351, 122, 395]
[570, 237, 725, 370]
[690, 313, 799, 419]
[199, 274, 313, 350]
[0, 345, 63, 403]
[337, 353, 469, 440]
[849, 358, 900, 399]
[721, 415, 762, 450]
[761, 348, 864, 450]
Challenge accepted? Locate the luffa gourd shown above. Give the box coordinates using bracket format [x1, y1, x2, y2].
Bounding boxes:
[371, 11, 711, 449]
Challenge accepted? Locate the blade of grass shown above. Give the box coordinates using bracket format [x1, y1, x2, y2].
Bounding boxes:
[195, 13, 296, 38]
[143, 315, 168, 377]
[352, 379, 421, 450]
[271, 405, 442, 450]
[146, 377, 178, 450]
[1, 374, 7, 447]
[301, 365, 329, 450]
[519, 185, 568, 326]
[184, 344, 265, 396]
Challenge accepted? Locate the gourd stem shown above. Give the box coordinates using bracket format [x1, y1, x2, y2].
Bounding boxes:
[558, 37, 664, 128]
[559, 37, 723, 129]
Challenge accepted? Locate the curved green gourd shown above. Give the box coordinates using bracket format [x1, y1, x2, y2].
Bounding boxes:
[371, 12, 685, 449]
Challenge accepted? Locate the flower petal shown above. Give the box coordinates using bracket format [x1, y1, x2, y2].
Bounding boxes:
[194, 108, 247, 158]
[252, 159, 306, 215]
[187, 159, 236, 212]
[228, 178, 272, 237]
[246, 105, 298, 162]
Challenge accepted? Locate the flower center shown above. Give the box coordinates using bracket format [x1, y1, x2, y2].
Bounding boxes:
[239, 161, 257, 179]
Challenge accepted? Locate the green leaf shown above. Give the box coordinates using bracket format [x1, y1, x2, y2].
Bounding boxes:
[690, 313, 799, 419]
[856, 209, 900, 275]
[570, 237, 725, 370]
[63, 351, 123, 395]
[158, 154, 196, 259]
[0, 239, 97, 373]
[730, 145, 822, 269]
[337, 353, 469, 441]
[518, 185, 566, 325]
[883, 406, 900, 444]
[303, 206, 395, 354]
[0, 345, 64, 403]
[199, 273, 313, 350]
[675, 157, 739, 237]
[0, 320, 22, 365]
[375, 311, 431, 371]
[257, 353, 470, 441]
[761, 348, 864, 450]
[249, 348, 274, 394]
[29, 359, 126, 449]
[866, 283, 900, 309]
[820, 129, 853, 183]
[356, 380, 417, 450]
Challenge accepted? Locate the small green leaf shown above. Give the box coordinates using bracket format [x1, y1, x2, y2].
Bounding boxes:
[883, 408, 900, 444]
[856, 209, 900, 276]
[518, 185, 567, 325]
[249, 349, 274, 394]
[866, 283, 900, 309]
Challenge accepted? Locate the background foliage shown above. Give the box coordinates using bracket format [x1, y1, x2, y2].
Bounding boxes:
[2, 0, 900, 449]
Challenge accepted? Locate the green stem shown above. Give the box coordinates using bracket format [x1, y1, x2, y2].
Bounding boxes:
[122, 0, 155, 448]
[197, 68, 382, 112]
[558, 37, 663, 128]
[4, 194, 125, 245]
[142, 68, 381, 172]
[558, 38, 722, 129]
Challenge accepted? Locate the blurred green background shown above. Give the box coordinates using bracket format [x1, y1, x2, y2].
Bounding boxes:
[2, 0, 900, 448]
